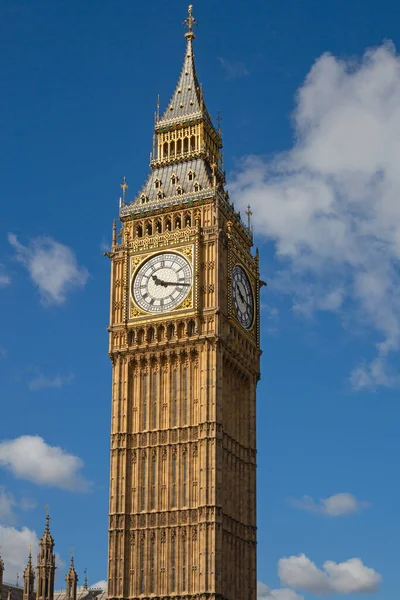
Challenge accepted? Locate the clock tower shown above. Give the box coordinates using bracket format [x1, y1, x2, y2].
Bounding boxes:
[107, 6, 261, 600]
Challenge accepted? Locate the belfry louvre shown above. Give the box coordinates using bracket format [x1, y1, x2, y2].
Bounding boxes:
[106, 6, 261, 600]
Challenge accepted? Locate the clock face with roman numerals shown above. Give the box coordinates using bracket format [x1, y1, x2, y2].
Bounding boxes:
[232, 264, 254, 329]
[132, 252, 192, 313]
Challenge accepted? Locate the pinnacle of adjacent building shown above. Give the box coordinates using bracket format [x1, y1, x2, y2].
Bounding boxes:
[24, 552, 34, 578]
[156, 6, 214, 130]
[40, 513, 54, 547]
[0, 552, 4, 573]
[66, 557, 77, 581]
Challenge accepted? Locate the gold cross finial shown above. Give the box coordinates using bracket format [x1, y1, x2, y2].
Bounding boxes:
[120, 177, 128, 202]
[183, 5, 197, 39]
[245, 205, 253, 229]
[45, 504, 49, 513]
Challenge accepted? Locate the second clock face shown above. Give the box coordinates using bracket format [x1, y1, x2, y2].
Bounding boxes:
[232, 264, 254, 329]
[132, 252, 192, 313]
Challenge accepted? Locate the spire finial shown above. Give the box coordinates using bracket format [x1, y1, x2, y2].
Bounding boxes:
[245, 205, 253, 230]
[120, 177, 128, 202]
[83, 568, 88, 590]
[183, 5, 197, 40]
[44, 505, 51, 532]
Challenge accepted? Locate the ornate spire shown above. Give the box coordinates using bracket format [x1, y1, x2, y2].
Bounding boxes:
[23, 551, 35, 600]
[156, 5, 213, 129]
[65, 554, 78, 600]
[36, 511, 55, 600]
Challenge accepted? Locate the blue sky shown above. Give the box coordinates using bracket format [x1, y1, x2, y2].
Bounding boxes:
[0, 0, 399, 598]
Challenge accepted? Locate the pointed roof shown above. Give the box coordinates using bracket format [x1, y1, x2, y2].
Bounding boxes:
[23, 553, 34, 579]
[39, 514, 54, 547]
[65, 557, 77, 582]
[156, 6, 214, 130]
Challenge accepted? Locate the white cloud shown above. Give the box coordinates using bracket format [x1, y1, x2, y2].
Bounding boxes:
[0, 524, 39, 584]
[230, 41, 400, 388]
[279, 554, 381, 595]
[91, 581, 107, 591]
[0, 487, 16, 523]
[218, 57, 249, 80]
[290, 493, 370, 516]
[0, 487, 37, 524]
[8, 234, 88, 305]
[0, 435, 90, 492]
[258, 581, 303, 600]
[28, 372, 75, 391]
[0, 265, 11, 287]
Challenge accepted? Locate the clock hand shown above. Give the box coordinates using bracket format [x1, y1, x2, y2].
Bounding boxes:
[152, 275, 169, 287]
[238, 288, 246, 304]
[154, 276, 190, 287]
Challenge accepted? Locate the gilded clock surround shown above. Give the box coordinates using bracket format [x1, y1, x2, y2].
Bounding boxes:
[106, 7, 261, 600]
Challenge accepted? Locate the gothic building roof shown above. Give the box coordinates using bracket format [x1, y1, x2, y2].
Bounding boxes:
[0, 584, 23, 600]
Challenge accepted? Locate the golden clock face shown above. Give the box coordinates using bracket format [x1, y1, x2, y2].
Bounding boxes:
[232, 264, 254, 329]
[132, 252, 192, 313]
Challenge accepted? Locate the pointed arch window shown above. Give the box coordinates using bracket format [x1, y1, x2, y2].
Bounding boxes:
[151, 453, 157, 510]
[154, 178, 161, 189]
[182, 534, 187, 590]
[188, 170, 195, 181]
[150, 535, 155, 593]
[140, 454, 146, 511]
[171, 533, 176, 592]
[172, 369, 178, 426]
[193, 182, 201, 192]
[183, 451, 188, 506]
[142, 372, 148, 429]
[140, 193, 148, 204]
[176, 185, 183, 195]
[157, 190, 164, 200]
[183, 367, 188, 425]
[171, 173, 178, 185]
[172, 453, 177, 508]
[152, 370, 158, 429]
[139, 537, 145, 594]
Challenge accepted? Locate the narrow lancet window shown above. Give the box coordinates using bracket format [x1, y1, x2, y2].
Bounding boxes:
[183, 452, 187, 506]
[173, 369, 178, 426]
[172, 453, 177, 507]
[150, 536, 155, 593]
[171, 534, 176, 592]
[183, 368, 188, 425]
[143, 372, 148, 429]
[140, 537, 145, 594]
[140, 454, 146, 511]
[153, 370, 158, 429]
[151, 454, 156, 510]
